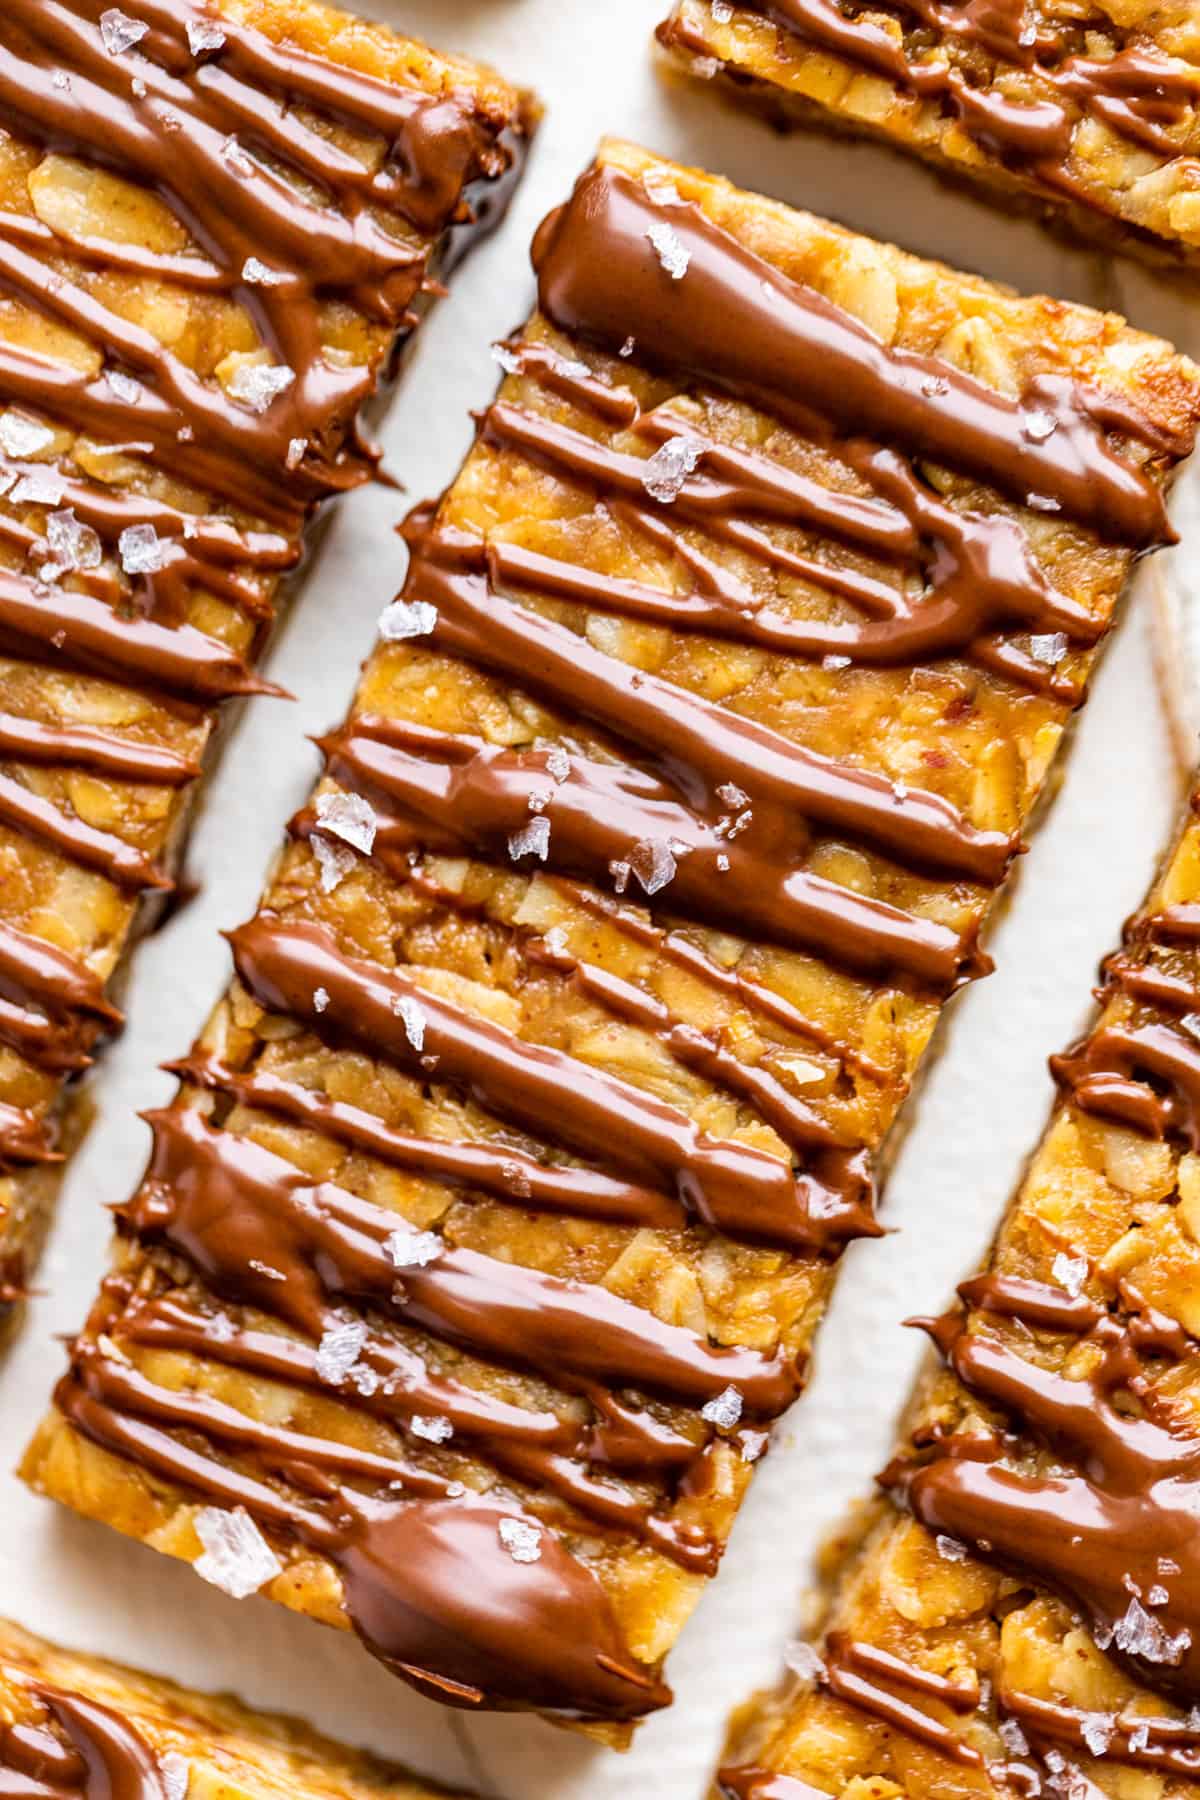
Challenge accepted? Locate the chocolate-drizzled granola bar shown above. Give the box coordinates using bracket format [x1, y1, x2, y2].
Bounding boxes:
[20, 140, 1200, 1741]
[657, 0, 1200, 274]
[715, 792, 1200, 1797]
[0, 0, 535, 1312]
[0, 1616, 469, 1800]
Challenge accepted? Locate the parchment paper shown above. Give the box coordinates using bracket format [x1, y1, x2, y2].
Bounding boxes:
[2, 6, 1198, 1797]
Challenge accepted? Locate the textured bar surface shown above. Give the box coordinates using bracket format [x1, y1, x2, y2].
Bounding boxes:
[0, 0, 535, 1312]
[20, 138, 1200, 1743]
[657, 0, 1200, 274]
[0, 1615, 468, 1799]
[715, 789, 1200, 1798]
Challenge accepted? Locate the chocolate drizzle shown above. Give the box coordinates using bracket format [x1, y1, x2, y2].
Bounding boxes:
[665, 0, 1200, 213]
[0, 0, 530, 1168]
[0, 1686, 169, 1800]
[46, 150, 1195, 1729]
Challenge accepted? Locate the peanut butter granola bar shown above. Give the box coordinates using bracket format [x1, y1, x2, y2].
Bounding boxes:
[19, 139, 1200, 1741]
[0, 0, 535, 1315]
[715, 790, 1200, 1798]
[0, 1616, 468, 1799]
[657, 0, 1200, 275]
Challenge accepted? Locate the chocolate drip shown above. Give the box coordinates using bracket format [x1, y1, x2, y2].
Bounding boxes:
[682, 1, 1199, 192]
[0, 0, 528, 1103]
[532, 167, 1172, 546]
[0, 920, 120, 1071]
[229, 913, 864, 1253]
[0, 1688, 168, 1800]
[902, 1298, 1200, 1703]
[54, 1341, 667, 1721]
[1052, 1019, 1200, 1146]
[123, 1289, 717, 1569]
[0, 1099, 58, 1168]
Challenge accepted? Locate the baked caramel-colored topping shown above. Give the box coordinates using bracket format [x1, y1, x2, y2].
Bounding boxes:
[21, 139, 1200, 1741]
[0, 1616, 468, 1800]
[717, 794, 1200, 1795]
[657, 0, 1200, 271]
[0, 0, 532, 1290]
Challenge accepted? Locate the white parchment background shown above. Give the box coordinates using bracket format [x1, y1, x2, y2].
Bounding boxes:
[2, 5, 1200, 1797]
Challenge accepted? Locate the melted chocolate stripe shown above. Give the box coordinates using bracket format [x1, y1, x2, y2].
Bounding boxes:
[532, 167, 1172, 547]
[229, 913, 844, 1253]
[0, 714, 198, 785]
[715, 0, 1198, 178]
[0, 919, 120, 1071]
[324, 713, 978, 991]
[130, 1105, 802, 1417]
[0, 569, 278, 703]
[0, 773, 170, 891]
[1052, 1019, 1200, 1147]
[174, 1051, 685, 1232]
[412, 540, 1014, 885]
[904, 1300, 1200, 1704]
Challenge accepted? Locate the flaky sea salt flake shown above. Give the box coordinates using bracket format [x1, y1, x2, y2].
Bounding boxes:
[316, 1318, 368, 1384]
[411, 1415, 453, 1443]
[712, 0, 734, 18]
[15, 473, 66, 506]
[646, 220, 690, 280]
[508, 816, 551, 861]
[312, 835, 355, 893]
[999, 1719, 1030, 1756]
[193, 1505, 281, 1598]
[1053, 1251, 1087, 1297]
[100, 9, 149, 55]
[119, 523, 167, 574]
[313, 986, 329, 1014]
[498, 1517, 542, 1563]
[242, 257, 286, 286]
[228, 361, 295, 414]
[630, 836, 677, 895]
[394, 994, 426, 1052]
[700, 1383, 743, 1428]
[315, 789, 376, 855]
[1030, 632, 1068, 667]
[936, 1533, 967, 1562]
[1112, 1595, 1191, 1665]
[641, 434, 702, 503]
[0, 413, 52, 458]
[386, 1228, 442, 1269]
[186, 18, 226, 54]
[1080, 1714, 1113, 1756]
[47, 509, 102, 572]
[545, 745, 571, 782]
[378, 598, 437, 641]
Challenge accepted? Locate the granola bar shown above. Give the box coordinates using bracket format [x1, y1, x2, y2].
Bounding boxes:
[0, 0, 535, 1316]
[0, 1615, 468, 1799]
[715, 791, 1200, 1797]
[657, 0, 1200, 275]
[20, 138, 1200, 1743]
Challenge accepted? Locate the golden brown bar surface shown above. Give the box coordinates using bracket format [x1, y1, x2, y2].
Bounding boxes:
[0, 0, 535, 1316]
[657, 0, 1200, 275]
[19, 138, 1200, 1742]
[715, 793, 1200, 1798]
[0, 1615, 469, 1799]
